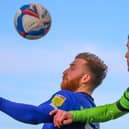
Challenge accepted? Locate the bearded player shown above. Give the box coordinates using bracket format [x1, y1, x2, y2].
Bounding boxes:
[0, 52, 108, 129]
[50, 36, 129, 128]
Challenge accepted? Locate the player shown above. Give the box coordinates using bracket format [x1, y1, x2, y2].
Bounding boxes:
[49, 36, 129, 128]
[0, 52, 107, 129]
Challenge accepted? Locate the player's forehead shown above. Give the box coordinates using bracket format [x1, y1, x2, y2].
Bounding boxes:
[70, 58, 87, 66]
[70, 58, 87, 67]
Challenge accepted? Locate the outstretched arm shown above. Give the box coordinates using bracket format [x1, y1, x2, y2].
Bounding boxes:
[72, 87, 129, 123]
[0, 98, 53, 124]
[50, 88, 129, 127]
[71, 103, 125, 123]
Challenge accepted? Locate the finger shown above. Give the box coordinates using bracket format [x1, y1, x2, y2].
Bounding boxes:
[54, 115, 62, 128]
[49, 109, 58, 116]
[56, 112, 67, 127]
[54, 112, 64, 128]
[63, 119, 72, 125]
[62, 113, 72, 125]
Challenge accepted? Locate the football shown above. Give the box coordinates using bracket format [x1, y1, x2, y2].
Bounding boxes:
[14, 3, 51, 40]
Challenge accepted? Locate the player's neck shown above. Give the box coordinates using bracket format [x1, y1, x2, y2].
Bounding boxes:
[75, 86, 93, 96]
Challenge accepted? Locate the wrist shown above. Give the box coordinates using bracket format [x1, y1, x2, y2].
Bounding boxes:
[69, 111, 75, 122]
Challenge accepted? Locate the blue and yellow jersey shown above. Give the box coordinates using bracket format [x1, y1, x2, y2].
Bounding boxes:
[0, 90, 99, 129]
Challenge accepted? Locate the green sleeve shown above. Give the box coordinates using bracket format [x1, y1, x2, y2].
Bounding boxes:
[70, 103, 125, 123]
[70, 87, 129, 123]
[116, 87, 129, 111]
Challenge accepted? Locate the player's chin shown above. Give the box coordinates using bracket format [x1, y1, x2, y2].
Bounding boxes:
[61, 82, 66, 90]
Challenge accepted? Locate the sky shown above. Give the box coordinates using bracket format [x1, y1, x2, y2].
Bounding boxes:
[0, 0, 129, 129]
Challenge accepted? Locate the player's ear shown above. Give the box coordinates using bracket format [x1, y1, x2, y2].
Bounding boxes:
[81, 74, 91, 84]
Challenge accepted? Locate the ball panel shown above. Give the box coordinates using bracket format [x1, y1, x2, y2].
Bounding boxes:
[22, 15, 40, 32]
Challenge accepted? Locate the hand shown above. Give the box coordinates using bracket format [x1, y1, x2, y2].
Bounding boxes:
[49, 109, 73, 128]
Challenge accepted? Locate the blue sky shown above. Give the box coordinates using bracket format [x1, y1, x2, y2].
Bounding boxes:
[0, 0, 129, 129]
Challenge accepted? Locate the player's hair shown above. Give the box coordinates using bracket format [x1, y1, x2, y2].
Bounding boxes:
[75, 52, 107, 89]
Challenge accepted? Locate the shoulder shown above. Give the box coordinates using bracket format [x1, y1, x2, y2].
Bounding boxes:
[49, 90, 76, 109]
[54, 90, 75, 96]
[51, 90, 75, 102]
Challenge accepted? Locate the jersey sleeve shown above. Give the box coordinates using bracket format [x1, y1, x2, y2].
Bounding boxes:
[70, 103, 125, 123]
[116, 87, 129, 112]
[0, 90, 70, 124]
[0, 97, 54, 124]
[70, 88, 129, 123]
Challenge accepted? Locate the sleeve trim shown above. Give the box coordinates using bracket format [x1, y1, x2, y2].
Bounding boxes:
[116, 101, 129, 112]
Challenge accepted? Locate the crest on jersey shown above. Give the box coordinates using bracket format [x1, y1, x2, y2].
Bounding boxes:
[51, 94, 66, 107]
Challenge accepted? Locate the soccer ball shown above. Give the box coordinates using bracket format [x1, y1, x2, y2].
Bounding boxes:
[14, 3, 51, 40]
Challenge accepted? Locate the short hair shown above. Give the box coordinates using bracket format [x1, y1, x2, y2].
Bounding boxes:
[75, 52, 107, 89]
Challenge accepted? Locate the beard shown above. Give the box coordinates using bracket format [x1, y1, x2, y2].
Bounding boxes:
[61, 76, 82, 91]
